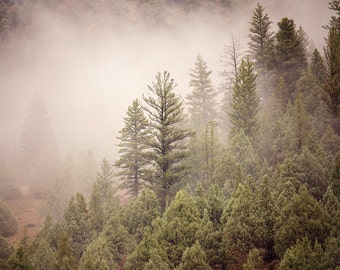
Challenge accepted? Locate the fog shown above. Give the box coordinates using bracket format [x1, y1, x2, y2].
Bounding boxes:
[0, 0, 331, 169]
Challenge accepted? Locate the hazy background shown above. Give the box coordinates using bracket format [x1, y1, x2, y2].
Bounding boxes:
[0, 0, 331, 170]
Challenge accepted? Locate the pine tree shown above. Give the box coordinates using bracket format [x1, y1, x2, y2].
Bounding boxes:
[0, 236, 13, 269]
[228, 57, 259, 140]
[121, 188, 160, 242]
[187, 54, 218, 131]
[89, 182, 105, 234]
[143, 71, 191, 209]
[156, 190, 201, 268]
[63, 193, 92, 260]
[96, 158, 114, 202]
[248, 3, 274, 77]
[280, 237, 324, 270]
[7, 244, 32, 270]
[330, 152, 340, 200]
[55, 231, 77, 270]
[310, 48, 325, 85]
[178, 241, 212, 270]
[116, 99, 151, 196]
[220, 34, 244, 137]
[322, 2, 340, 133]
[273, 17, 307, 105]
[274, 186, 331, 257]
[78, 236, 116, 270]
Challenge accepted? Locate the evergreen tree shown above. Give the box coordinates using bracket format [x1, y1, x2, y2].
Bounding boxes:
[330, 152, 340, 200]
[228, 57, 259, 140]
[0, 236, 13, 269]
[242, 248, 264, 270]
[122, 188, 160, 242]
[273, 17, 307, 105]
[63, 193, 92, 260]
[100, 215, 136, 265]
[96, 158, 114, 202]
[222, 180, 269, 254]
[55, 231, 77, 270]
[78, 236, 116, 270]
[248, 2, 274, 77]
[310, 48, 325, 85]
[177, 241, 212, 270]
[7, 245, 32, 270]
[155, 190, 201, 268]
[143, 71, 191, 209]
[89, 182, 105, 234]
[322, 2, 340, 133]
[187, 54, 218, 131]
[274, 186, 331, 257]
[19, 94, 59, 194]
[280, 237, 324, 270]
[30, 238, 56, 270]
[220, 34, 244, 137]
[115, 99, 151, 196]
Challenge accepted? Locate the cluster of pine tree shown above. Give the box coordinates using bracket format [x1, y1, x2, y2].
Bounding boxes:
[1, 0, 340, 269]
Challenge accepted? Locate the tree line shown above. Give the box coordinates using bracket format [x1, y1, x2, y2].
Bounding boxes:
[0, 0, 340, 269]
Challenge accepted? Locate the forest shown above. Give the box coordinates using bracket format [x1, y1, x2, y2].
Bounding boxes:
[0, 0, 340, 269]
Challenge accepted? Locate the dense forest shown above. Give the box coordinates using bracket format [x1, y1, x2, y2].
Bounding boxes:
[0, 0, 340, 269]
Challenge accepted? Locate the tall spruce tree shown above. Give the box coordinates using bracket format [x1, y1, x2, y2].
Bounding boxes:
[116, 99, 151, 196]
[322, 1, 340, 133]
[273, 17, 307, 105]
[228, 57, 259, 140]
[248, 3, 274, 77]
[187, 54, 218, 132]
[143, 71, 191, 210]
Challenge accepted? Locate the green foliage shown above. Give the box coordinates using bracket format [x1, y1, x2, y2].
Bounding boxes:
[143, 71, 192, 209]
[63, 193, 92, 260]
[322, 8, 340, 129]
[116, 99, 151, 196]
[229, 57, 259, 140]
[177, 241, 212, 270]
[242, 248, 264, 270]
[274, 186, 331, 257]
[330, 152, 340, 200]
[0, 236, 14, 269]
[196, 209, 225, 267]
[100, 215, 136, 265]
[222, 182, 257, 253]
[55, 231, 77, 270]
[0, 198, 18, 237]
[273, 17, 307, 104]
[122, 188, 160, 242]
[7, 245, 33, 270]
[188, 121, 221, 185]
[187, 54, 218, 131]
[89, 182, 105, 234]
[280, 237, 323, 270]
[78, 235, 116, 270]
[157, 190, 201, 268]
[96, 158, 114, 202]
[310, 48, 325, 85]
[248, 3, 274, 77]
[30, 238, 56, 270]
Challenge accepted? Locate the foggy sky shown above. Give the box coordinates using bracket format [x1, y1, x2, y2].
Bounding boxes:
[0, 0, 331, 168]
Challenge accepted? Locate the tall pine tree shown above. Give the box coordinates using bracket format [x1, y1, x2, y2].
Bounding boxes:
[228, 57, 259, 140]
[187, 54, 218, 132]
[143, 71, 191, 210]
[116, 99, 151, 196]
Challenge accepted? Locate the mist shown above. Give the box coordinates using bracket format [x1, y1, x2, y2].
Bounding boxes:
[0, 0, 331, 168]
